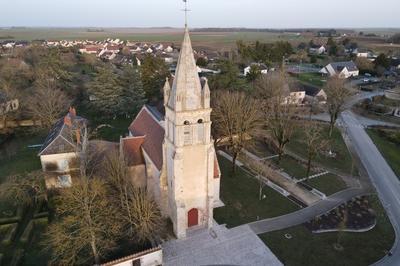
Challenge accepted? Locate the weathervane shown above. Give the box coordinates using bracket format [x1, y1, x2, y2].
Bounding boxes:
[182, 0, 191, 28]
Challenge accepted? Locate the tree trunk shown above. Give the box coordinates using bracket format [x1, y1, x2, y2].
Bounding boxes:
[91, 237, 100, 265]
[232, 152, 238, 174]
[306, 156, 312, 179]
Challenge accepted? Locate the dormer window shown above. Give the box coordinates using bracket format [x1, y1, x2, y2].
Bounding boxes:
[184, 120, 190, 125]
[197, 119, 203, 124]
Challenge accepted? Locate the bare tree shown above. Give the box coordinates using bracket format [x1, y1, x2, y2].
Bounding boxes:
[26, 71, 71, 129]
[255, 71, 297, 162]
[212, 90, 262, 173]
[303, 121, 330, 178]
[44, 178, 121, 265]
[0, 171, 46, 206]
[325, 76, 349, 137]
[104, 150, 164, 243]
[128, 188, 164, 243]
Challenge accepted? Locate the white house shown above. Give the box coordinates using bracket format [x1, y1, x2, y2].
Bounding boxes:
[165, 46, 174, 53]
[244, 63, 268, 76]
[320, 61, 359, 79]
[309, 45, 326, 55]
[38, 108, 87, 189]
[101, 247, 162, 266]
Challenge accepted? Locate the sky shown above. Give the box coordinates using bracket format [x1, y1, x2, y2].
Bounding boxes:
[1, 0, 399, 28]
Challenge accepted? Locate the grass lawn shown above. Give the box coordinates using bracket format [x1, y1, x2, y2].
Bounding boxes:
[296, 73, 326, 87]
[307, 174, 347, 196]
[287, 124, 355, 174]
[0, 131, 46, 182]
[273, 155, 314, 179]
[367, 129, 400, 177]
[260, 195, 395, 266]
[214, 156, 300, 228]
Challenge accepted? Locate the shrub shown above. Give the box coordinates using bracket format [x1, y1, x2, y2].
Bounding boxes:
[20, 220, 34, 244]
[0, 253, 3, 266]
[0, 223, 18, 245]
[10, 249, 24, 266]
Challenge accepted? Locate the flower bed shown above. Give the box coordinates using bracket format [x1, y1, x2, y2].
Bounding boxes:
[306, 196, 376, 233]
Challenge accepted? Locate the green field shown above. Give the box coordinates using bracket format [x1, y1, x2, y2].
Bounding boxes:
[287, 124, 355, 174]
[260, 195, 395, 266]
[0, 28, 308, 48]
[367, 128, 400, 177]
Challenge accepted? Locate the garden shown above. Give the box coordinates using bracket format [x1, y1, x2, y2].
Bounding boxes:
[260, 195, 395, 266]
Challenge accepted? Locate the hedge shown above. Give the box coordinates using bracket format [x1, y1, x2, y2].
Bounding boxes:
[20, 220, 34, 244]
[0, 206, 24, 225]
[10, 249, 24, 266]
[0, 223, 18, 246]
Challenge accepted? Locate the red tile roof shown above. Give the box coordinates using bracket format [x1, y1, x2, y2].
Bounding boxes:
[122, 137, 145, 166]
[128, 107, 164, 170]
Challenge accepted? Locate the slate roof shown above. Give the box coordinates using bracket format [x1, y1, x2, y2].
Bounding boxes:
[39, 111, 87, 156]
[329, 61, 358, 72]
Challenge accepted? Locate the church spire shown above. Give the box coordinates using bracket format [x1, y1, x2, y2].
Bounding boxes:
[167, 4, 203, 112]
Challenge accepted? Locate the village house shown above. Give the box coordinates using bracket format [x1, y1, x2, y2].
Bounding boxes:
[0, 93, 19, 116]
[38, 108, 88, 189]
[309, 44, 326, 55]
[320, 61, 359, 79]
[244, 63, 268, 76]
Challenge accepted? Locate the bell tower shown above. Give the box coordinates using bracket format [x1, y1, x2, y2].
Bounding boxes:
[163, 23, 215, 238]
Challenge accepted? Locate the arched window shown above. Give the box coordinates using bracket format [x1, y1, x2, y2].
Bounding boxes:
[184, 121, 191, 145]
[197, 119, 204, 143]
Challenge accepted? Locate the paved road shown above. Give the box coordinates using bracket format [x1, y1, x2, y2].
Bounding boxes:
[340, 111, 400, 265]
[246, 187, 370, 234]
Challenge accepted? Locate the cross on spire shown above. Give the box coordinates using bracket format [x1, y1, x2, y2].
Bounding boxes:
[182, 0, 191, 28]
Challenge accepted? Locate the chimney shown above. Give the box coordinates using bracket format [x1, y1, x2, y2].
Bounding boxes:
[75, 129, 81, 144]
[64, 115, 72, 127]
[69, 107, 77, 117]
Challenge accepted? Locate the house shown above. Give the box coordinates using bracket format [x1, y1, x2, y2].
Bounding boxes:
[320, 61, 359, 79]
[101, 247, 162, 266]
[38, 108, 87, 189]
[164, 45, 174, 53]
[244, 63, 268, 76]
[122, 27, 221, 239]
[391, 58, 400, 70]
[301, 84, 327, 104]
[79, 45, 101, 55]
[0, 93, 19, 116]
[287, 89, 306, 105]
[309, 45, 326, 55]
[106, 45, 121, 53]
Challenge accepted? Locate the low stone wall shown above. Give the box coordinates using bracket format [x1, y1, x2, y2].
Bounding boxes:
[0, 119, 42, 129]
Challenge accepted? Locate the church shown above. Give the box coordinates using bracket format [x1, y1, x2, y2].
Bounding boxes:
[121, 26, 222, 239]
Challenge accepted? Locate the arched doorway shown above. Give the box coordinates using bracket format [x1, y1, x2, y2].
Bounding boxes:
[188, 208, 199, 227]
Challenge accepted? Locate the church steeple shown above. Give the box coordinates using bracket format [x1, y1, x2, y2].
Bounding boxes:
[167, 27, 203, 111]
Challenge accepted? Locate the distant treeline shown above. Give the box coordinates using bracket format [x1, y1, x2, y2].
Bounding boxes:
[192, 28, 298, 33]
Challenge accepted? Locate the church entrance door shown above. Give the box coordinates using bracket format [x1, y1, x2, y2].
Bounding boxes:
[188, 208, 199, 227]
